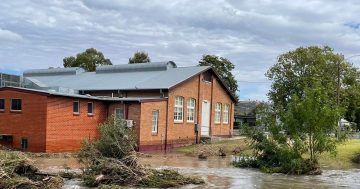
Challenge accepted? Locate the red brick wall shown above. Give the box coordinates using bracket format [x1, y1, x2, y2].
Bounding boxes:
[45, 96, 107, 152]
[127, 103, 141, 146]
[138, 100, 167, 151]
[166, 71, 234, 147]
[167, 76, 200, 147]
[210, 78, 234, 136]
[0, 90, 47, 152]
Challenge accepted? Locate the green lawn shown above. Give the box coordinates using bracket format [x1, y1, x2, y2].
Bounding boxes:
[175, 138, 360, 169]
[319, 139, 360, 169]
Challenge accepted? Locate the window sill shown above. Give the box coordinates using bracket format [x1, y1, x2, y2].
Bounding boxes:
[151, 132, 158, 136]
[73, 113, 80, 116]
[186, 121, 195, 124]
[0, 109, 4, 112]
[87, 113, 94, 117]
[10, 110, 22, 113]
[174, 121, 183, 124]
[214, 122, 221, 125]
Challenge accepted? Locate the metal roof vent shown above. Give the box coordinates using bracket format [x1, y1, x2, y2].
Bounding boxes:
[23, 67, 85, 77]
[96, 61, 177, 74]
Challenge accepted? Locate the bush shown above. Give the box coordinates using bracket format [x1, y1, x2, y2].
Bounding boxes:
[352, 153, 360, 164]
[78, 116, 204, 188]
[234, 126, 321, 175]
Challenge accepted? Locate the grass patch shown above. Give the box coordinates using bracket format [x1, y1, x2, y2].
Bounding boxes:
[318, 139, 360, 169]
[176, 138, 360, 170]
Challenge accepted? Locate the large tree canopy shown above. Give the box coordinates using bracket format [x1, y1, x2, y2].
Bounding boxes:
[198, 55, 238, 98]
[63, 48, 112, 72]
[266, 46, 359, 114]
[237, 46, 356, 174]
[128, 51, 151, 64]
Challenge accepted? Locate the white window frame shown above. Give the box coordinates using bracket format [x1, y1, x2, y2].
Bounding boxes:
[187, 98, 196, 123]
[174, 96, 184, 122]
[215, 103, 222, 124]
[0, 98, 4, 111]
[87, 102, 94, 115]
[11, 98, 22, 112]
[223, 104, 229, 124]
[73, 100, 80, 114]
[152, 110, 159, 133]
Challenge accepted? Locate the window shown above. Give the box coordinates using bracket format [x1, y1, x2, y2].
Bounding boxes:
[0, 99, 4, 111]
[187, 98, 196, 122]
[11, 99, 22, 111]
[215, 103, 222, 124]
[223, 104, 229, 124]
[73, 101, 80, 114]
[203, 72, 212, 82]
[21, 138, 28, 151]
[174, 96, 184, 122]
[87, 102, 93, 115]
[115, 108, 124, 120]
[152, 110, 159, 133]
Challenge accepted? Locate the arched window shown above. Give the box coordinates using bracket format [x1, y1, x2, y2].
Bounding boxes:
[223, 104, 229, 124]
[174, 96, 184, 122]
[215, 103, 222, 124]
[187, 98, 196, 122]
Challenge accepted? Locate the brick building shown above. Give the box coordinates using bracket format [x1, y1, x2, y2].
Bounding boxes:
[0, 62, 236, 152]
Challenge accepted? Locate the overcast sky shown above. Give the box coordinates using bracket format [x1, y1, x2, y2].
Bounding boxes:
[1, 0, 360, 101]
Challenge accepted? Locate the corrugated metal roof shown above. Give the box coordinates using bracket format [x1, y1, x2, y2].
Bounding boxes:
[23, 67, 85, 77]
[1, 87, 164, 102]
[24, 62, 210, 91]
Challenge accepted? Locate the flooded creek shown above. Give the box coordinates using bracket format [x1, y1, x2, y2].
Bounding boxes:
[33, 153, 360, 189]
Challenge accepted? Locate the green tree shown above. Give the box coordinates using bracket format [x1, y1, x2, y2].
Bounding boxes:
[266, 46, 358, 114]
[284, 85, 341, 162]
[63, 48, 112, 71]
[198, 55, 238, 97]
[128, 51, 151, 64]
[236, 46, 356, 174]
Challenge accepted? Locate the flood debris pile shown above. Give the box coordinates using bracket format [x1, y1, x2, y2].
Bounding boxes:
[78, 117, 204, 188]
[0, 150, 63, 189]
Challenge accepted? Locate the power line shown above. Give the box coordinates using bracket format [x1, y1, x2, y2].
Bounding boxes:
[237, 80, 272, 83]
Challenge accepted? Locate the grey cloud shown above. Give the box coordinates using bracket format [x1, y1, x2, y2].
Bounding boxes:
[1, 0, 360, 100]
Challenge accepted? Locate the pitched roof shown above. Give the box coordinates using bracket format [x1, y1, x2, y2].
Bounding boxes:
[0, 87, 164, 102]
[22, 61, 237, 102]
[24, 62, 210, 90]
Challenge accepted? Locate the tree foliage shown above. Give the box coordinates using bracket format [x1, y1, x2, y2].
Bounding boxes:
[63, 48, 112, 71]
[128, 51, 151, 64]
[266, 46, 358, 114]
[198, 55, 238, 97]
[236, 46, 356, 174]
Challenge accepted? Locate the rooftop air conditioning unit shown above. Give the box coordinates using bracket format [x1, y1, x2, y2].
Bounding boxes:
[125, 120, 134, 128]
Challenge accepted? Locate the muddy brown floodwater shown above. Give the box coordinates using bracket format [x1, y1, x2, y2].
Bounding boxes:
[33, 153, 360, 189]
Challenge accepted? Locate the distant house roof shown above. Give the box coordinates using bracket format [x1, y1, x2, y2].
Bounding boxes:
[22, 61, 237, 102]
[0, 87, 164, 102]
